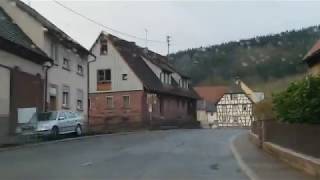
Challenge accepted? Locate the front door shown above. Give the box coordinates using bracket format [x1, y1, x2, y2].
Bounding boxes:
[49, 96, 57, 111]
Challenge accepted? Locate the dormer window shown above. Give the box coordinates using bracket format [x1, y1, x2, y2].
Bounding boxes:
[160, 72, 171, 85]
[100, 37, 108, 55]
[179, 79, 189, 89]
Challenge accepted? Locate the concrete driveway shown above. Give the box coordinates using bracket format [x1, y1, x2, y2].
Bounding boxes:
[0, 129, 248, 180]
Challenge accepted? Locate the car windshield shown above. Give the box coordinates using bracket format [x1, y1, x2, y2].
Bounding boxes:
[37, 112, 57, 121]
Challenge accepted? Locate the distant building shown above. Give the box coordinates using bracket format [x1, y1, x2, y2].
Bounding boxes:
[216, 83, 254, 127]
[0, 7, 52, 143]
[195, 82, 254, 128]
[0, 0, 92, 121]
[88, 33, 199, 131]
[194, 86, 228, 128]
[303, 40, 320, 76]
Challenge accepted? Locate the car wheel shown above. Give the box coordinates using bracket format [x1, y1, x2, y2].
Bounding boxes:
[51, 126, 59, 139]
[75, 125, 82, 136]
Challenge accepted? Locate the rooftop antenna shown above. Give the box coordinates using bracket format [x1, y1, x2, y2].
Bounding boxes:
[166, 35, 171, 60]
[144, 28, 148, 48]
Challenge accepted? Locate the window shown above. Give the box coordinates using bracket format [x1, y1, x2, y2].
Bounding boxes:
[179, 79, 189, 88]
[122, 74, 128, 80]
[77, 64, 84, 76]
[62, 85, 70, 108]
[100, 38, 108, 55]
[160, 72, 171, 84]
[77, 89, 83, 111]
[243, 104, 247, 111]
[58, 112, 67, 120]
[123, 95, 130, 108]
[51, 42, 58, 64]
[97, 69, 111, 83]
[106, 96, 113, 108]
[63, 58, 70, 70]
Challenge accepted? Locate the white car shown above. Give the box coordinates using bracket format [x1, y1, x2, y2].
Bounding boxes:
[29, 111, 84, 137]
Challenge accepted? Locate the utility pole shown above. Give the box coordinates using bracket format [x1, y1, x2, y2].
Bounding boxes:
[166, 35, 171, 59]
[144, 28, 148, 48]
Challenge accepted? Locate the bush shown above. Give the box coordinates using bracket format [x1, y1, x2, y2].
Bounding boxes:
[273, 76, 320, 124]
[253, 99, 276, 120]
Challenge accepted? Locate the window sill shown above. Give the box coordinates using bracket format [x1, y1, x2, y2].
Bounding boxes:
[62, 67, 71, 71]
[77, 72, 84, 77]
[77, 108, 83, 112]
[97, 81, 111, 84]
[62, 105, 70, 110]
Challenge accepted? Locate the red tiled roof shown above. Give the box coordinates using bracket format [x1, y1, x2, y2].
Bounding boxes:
[304, 40, 320, 61]
[194, 86, 229, 103]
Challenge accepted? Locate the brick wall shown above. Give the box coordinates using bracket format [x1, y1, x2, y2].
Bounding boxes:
[89, 90, 146, 131]
[89, 90, 198, 132]
[146, 93, 197, 127]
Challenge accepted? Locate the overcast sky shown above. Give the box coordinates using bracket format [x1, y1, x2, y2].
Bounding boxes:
[23, 0, 320, 55]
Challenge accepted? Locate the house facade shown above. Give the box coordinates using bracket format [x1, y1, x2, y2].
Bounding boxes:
[89, 33, 199, 131]
[195, 84, 253, 128]
[216, 85, 253, 127]
[0, 7, 52, 143]
[0, 0, 91, 121]
[303, 40, 320, 76]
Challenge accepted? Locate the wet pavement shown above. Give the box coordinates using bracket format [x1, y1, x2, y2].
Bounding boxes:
[0, 129, 248, 180]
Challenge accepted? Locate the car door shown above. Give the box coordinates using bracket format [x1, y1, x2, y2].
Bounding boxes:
[57, 112, 68, 133]
[66, 112, 77, 132]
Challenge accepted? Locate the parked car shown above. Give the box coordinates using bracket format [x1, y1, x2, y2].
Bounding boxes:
[17, 111, 84, 137]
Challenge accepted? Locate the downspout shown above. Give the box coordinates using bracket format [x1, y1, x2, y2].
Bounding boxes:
[43, 62, 53, 112]
[87, 53, 97, 127]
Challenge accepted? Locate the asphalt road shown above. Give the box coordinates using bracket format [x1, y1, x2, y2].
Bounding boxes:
[0, 129, 248, 180]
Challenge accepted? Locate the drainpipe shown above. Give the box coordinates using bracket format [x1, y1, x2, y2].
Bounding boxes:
[43, 61, 53, 112]
[87, 54, 97, 127]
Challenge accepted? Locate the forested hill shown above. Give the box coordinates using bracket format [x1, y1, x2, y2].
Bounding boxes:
[170, 25, 320, 86]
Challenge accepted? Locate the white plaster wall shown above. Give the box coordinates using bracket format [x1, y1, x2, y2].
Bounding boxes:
[89, 39, 143, 93]
[0, 66, 10, 116]
[0, 0, 88, 117]
[0, 0, 45, 48]
[207, 112, 217, 123]
[0, 50, 44, 77]
[47, 40, 88, 116]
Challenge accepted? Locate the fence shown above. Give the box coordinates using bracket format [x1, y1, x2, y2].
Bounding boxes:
[251, 120, 320, 158]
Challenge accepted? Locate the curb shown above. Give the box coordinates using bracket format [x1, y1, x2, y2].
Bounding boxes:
[230, 133, 260, 180]
[0, 130, 148, 152]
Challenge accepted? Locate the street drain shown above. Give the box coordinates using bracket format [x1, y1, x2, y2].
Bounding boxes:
[209, 163, 219, 170]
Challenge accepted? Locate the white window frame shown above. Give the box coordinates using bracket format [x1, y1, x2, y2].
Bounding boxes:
[106, 96, 114, 108]
[123, 95, 130, 108]
[76, 89, 84, 111]
[62, 85, 70, 108]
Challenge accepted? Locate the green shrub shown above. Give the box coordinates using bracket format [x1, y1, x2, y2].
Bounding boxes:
[273, 76, 320, 124]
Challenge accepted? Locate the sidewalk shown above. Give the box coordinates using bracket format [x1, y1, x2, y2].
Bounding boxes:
[230, 132, 318, 180]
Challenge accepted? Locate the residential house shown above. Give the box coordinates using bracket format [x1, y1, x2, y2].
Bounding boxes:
[0, 0, 92, 122]
[194, 86, 228, 128]
[195, 82, 254, 128]
[303, 40, 320, 76]
[216, 82, 254, 127]
[89, 33, 199, 131]
[0, 7, 52, 143]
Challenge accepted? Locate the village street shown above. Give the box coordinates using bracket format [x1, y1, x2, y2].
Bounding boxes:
[0, 129, 248, 180]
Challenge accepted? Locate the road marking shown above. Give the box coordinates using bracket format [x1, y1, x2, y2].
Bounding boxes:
[81, 161, 93, 166]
